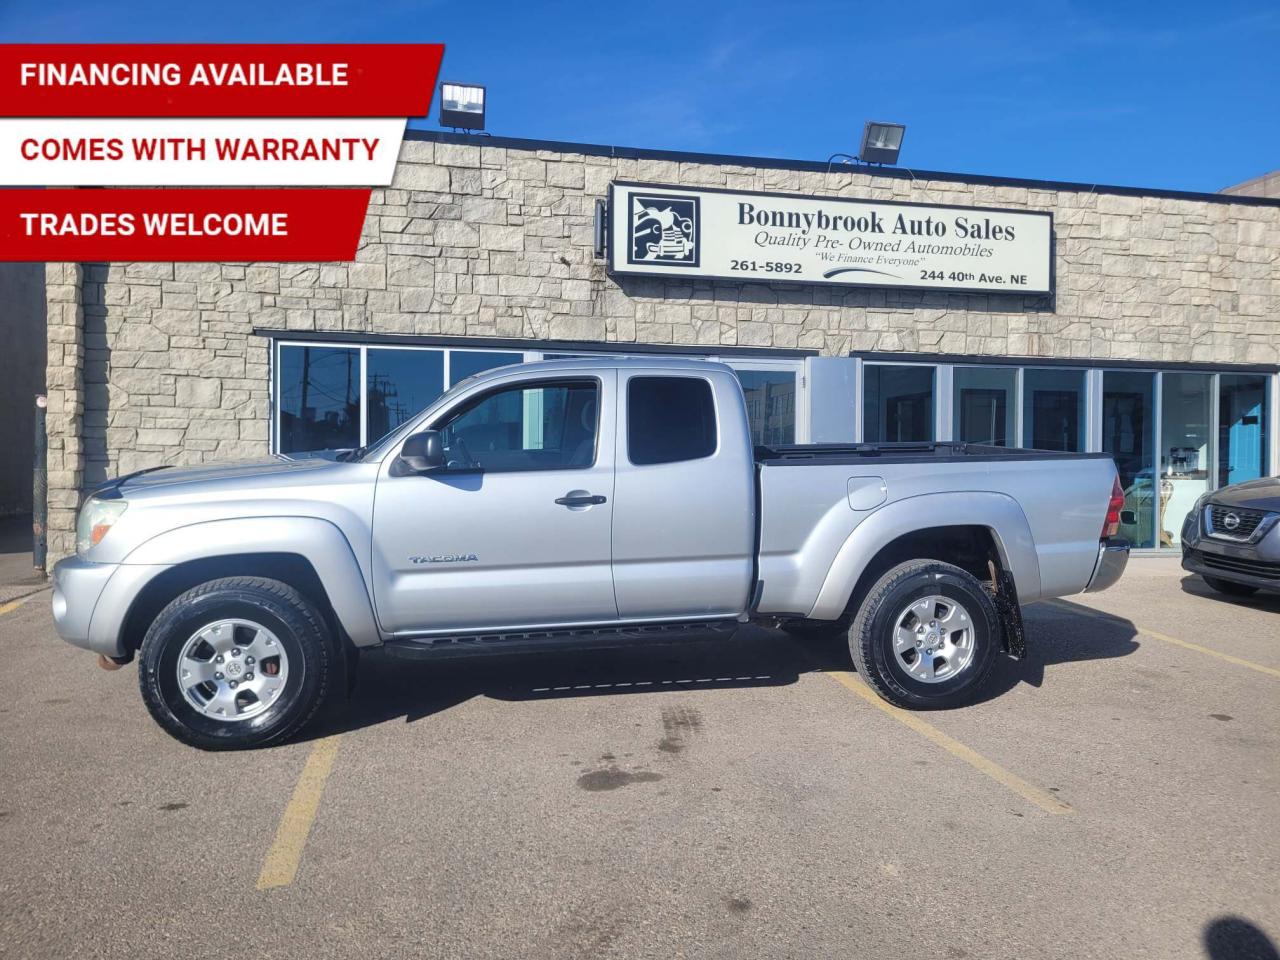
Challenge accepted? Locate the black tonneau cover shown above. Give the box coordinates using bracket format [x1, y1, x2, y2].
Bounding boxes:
[756, 441, 1113, 466]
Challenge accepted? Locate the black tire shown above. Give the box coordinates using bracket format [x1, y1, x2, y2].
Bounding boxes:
[1202, 575, 1259, 597]
[848, 560, 1000, 710]
[138, 577, 339, 750]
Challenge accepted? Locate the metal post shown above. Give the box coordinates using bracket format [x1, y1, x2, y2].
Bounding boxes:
[33, 394, 48, 576]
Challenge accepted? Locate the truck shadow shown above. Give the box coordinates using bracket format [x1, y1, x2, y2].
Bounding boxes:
[311, 600, 1140, 737]
[315, 624, 831, 738]
[972, 599, 1141, 704]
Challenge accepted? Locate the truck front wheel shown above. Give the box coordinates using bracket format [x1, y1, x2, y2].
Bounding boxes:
[848, 560, 999, 710]
[138, 576, 339, 750]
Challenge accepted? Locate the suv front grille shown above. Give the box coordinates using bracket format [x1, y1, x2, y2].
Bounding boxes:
[1192, 549, 1280, 582]
[1207, 504, 1268, 540]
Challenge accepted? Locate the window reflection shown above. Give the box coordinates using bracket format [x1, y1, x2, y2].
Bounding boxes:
[1103, 371, 1156, 548]
[1022, 368, 1085, 451]
[449, 350, 523, 385]
[1219, 374, 1269, 487]
[954, 367, 1016, 446]
[365, 349, 445, 445]
[864, 365, 934, 442]
[278, 346, 360, 454]
[1160, 373, 1213, 547]
[736, 370, 796, 446]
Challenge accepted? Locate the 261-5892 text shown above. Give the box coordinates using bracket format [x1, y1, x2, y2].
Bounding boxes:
[730, 260, 801, 274]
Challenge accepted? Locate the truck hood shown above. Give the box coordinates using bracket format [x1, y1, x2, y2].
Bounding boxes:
[109, 454, 354, 496]
[1211, 476, 1280, 512]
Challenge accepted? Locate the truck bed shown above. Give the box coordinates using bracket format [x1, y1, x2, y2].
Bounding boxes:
[752, 442, 1118, 620]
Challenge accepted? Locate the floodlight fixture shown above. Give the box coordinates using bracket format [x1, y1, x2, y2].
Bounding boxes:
[440, 82, 486, 131]
[859, 121, 905, 165]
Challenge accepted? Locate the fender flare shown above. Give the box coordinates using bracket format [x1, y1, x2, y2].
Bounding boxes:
[807, 491, 1042, 620]
[109, 516, 383, 647]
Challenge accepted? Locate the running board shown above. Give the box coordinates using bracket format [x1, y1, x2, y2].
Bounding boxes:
[381, 619, 741, 661]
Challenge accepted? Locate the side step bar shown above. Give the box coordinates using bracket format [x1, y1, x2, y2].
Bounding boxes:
[382, 619, 741, 661]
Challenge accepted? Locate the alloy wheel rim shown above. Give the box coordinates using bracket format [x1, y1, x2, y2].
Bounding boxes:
[891, 594, 976, 685]
[175, 618, 289, 722]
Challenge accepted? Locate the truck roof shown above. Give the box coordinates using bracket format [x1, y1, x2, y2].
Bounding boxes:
[464, 354, 736, 383]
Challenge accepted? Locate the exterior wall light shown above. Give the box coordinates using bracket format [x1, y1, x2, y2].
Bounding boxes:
[440, 82, 486, 131]
[859, 121, 905, 165]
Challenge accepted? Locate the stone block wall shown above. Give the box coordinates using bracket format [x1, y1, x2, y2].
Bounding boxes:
[43, 135, 1280, 561]
[43, 263, 84, 561]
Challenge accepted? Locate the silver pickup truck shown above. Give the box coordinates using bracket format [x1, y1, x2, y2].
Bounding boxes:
[53, 357, 1129, 749]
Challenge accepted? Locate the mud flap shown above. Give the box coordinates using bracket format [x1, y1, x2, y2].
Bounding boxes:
[986, 565, 1026, 660]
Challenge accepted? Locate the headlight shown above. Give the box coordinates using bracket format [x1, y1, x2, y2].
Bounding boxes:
[76, 498, 128, 556]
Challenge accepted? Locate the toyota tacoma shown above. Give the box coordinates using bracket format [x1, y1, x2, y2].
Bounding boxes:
[53, 357, 1129, 749]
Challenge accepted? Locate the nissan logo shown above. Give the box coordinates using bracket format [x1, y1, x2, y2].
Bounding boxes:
[1222, 512, 1242, 531]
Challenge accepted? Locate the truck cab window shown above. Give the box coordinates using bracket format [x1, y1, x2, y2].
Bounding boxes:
[439, 380, 598, 472]
[628, 376, 717, 465]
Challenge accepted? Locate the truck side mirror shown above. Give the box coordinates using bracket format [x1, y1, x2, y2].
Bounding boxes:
[399, 430, 444, 473]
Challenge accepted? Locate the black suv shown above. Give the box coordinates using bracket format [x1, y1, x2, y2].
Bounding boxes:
[1182, 476, 1280, 597]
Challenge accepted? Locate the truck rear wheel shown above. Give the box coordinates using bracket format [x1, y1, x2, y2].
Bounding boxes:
[138, 576, 338, 750]
[848, 560, 999, 710]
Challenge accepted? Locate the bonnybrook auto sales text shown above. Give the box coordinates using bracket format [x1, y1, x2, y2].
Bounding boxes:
[739, 201, 1017, 259]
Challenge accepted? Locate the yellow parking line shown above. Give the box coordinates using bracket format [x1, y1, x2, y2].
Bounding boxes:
[1045, 599, 1280, 680]
[825, 671, 1073, 816]
[257, 734, 342, 890]
[0, 588, 50, 616]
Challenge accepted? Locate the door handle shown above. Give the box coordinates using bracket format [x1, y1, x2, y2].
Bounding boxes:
[555, 494, 607, 507]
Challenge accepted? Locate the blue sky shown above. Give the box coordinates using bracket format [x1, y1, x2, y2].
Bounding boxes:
[5, 0, 1277, 192]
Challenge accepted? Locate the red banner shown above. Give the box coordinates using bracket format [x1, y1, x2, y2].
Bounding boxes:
[0, 188, 372, 261]
[0, 44, 444, 117]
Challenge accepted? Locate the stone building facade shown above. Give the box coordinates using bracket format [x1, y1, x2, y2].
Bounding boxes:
[42, 131, 1280, 561]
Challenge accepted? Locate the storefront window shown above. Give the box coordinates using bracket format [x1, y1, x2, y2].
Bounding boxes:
[1160, 373, 1213, 547]
[864, 365, 934, 442]
[278, 346, 360, 454]
[953, 367, 1016, 446]
[365, 348, 445, 444]
[1219, 374, 1270, 487]
[1022, 368, 1085, 451]
[1103, 371, 1156, 548]
[449, 350, 523, 385]
[736, 370, 796, 446]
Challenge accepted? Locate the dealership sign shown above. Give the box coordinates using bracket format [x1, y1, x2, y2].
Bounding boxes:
[608, 181, 1053, 295]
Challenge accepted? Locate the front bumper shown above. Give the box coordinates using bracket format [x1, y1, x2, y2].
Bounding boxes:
[51, 556, 117, 651]
[52, 556, 171, 657]
[1084, 538, 1130, 593]
[1180, 503, 1280, 593]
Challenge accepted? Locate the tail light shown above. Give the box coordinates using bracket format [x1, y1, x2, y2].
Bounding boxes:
[1102, 476, 1124, 539]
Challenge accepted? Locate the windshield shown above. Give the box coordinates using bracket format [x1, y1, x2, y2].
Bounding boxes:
[356, 372, 484, 462]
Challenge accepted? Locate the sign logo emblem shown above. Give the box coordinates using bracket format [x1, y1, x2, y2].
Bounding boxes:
[1222, 512, 1241, 531]
[628, 193, 699, 267]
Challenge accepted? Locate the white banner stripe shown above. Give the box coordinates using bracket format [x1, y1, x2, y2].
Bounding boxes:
[0, 117, 406, 185]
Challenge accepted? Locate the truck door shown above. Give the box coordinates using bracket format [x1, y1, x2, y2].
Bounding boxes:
[611, 369, 756, 620]
[371, 372, 619, 634]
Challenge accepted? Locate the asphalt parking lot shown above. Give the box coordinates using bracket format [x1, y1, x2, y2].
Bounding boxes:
[1, 557, 1277, 960]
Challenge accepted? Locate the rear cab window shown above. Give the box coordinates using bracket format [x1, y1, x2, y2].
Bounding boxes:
[627, 376, 717, 465]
